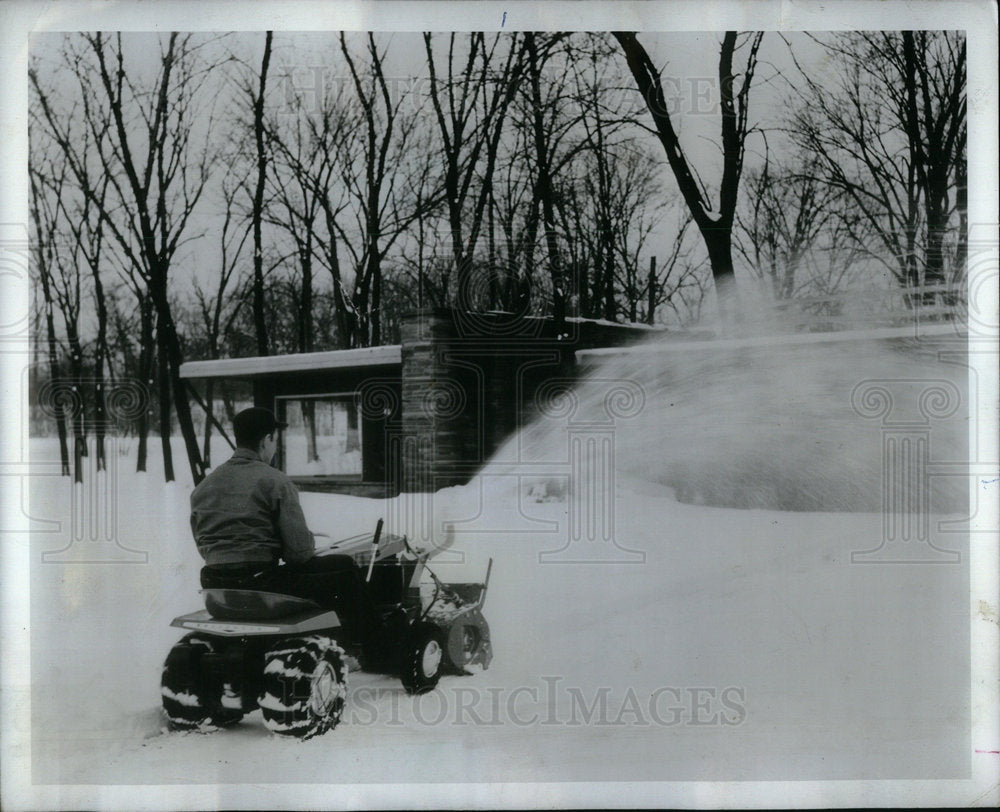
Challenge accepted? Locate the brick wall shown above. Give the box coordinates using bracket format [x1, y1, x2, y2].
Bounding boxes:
[398, 309, 661, 492]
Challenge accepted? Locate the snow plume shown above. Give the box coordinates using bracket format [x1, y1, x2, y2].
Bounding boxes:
[488, 326, 968, 513]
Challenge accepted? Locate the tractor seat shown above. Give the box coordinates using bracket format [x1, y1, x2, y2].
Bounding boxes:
[202, 588, 321, 620]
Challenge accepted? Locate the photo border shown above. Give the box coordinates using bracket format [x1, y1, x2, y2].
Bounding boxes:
[2, 1, 996, 809]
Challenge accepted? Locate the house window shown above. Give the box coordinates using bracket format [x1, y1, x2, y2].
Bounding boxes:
[278, 395, 362, 478]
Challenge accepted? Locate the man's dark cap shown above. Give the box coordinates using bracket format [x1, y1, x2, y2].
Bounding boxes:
[233, 407, 287, 448]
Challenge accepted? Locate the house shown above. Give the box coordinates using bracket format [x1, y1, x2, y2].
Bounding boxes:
[179, 308, 661, 496]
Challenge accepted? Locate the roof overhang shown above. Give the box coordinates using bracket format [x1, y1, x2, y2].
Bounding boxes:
[180, 345, 402, 380]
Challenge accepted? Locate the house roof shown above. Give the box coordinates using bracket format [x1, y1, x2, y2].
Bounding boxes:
[575, 323, 965, 363]
[179, 345, 403, 379]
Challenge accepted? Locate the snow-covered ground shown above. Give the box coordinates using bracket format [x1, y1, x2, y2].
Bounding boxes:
[26, 424, 970, 786]
[14, 327, 986, 797]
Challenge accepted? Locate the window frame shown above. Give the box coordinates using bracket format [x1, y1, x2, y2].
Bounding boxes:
[274, 391, 364, 480]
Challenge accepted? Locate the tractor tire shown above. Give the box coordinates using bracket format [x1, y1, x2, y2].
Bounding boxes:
[258, 635, 348, 739]
[161, 634, 244, 731]
[399, 622, 444, 695]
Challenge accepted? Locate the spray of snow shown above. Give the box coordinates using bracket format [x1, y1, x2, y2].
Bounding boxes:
[486, 315, 967, 513]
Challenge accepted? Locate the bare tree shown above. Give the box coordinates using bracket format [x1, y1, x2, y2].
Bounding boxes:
[28, 146, 71, 476]
[648, 213, 709, 325]
[899, 32, 966, 295]
[489, 134, 534, 311]
[609, 166, 673, 323]
[613, 31, 764, 305]
[275, 33, 434, 349]
[390, 124, 446, 314]
[31, 32, 219, 484]
[565, 36, 654, 321]
[735, 154, 836, 300]
[337, 31, 426, 347]
[490, 32, 642, 321]
[263, 75, 330, 461]
[52, 139, 113, 472]
[784, 31, 966, 298]
[520, 32, 576, 326]
[261, 52, 351, 351]
[109, 278, 156, 471]
[27, 149, 90, 480]
[251, 32, 274, 355]
[423, 32, 526, 309]
[191, 175, 251, 465]
[298, 82, 355, 349]
[265, 97, 323, 355]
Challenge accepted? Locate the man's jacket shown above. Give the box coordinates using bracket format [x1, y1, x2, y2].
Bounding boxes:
[190, 447, 314, 567]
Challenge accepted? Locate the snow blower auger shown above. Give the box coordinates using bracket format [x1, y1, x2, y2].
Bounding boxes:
[410, 536, 493, 675]
[162, 519, 493, 739]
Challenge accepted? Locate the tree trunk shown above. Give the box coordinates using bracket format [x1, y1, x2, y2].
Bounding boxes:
[602, 242, 615, 322]
[48, 320, 71, 475]
[136, 293, 153, 473]
[450, 211, 469, 310]
[705, 231, 739, 319]
[202, 378, 214, 467]
[92, 273, 109, 472]
[41, 293, 70, 475]
[521, 193, 542, 315]
[369, 250, 382, 347]
[30, 169, 71, 475]
[252, 31, 274, 357]
[322, 205, 354, 348]
[156, 313, 175, 483]
[346, 400, 360, 453]
[647, 255, 656, 325]
[66, 328, 86, 483]
[525, 32, 565, 331]
[299, 241, 314, 353]
[136, 408, 149, 473]
[303, 399, 319, 463]
[165, 328, 206, 485]
[924, 211, 948, 290]
[94, 373, 106, 473]
[157, 294, 205, 485]
[487, 183, 499, 307]
[950, 141, 967, 307]
[613, 31, 756, 299]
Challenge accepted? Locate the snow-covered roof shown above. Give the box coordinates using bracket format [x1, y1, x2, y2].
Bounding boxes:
[179, 345, 402, 379]
[564, 315, 667, 331]
[474, 310, 668, 332]
[575, 323, 964, 362]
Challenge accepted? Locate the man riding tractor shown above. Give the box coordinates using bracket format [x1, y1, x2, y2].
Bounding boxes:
[190, 407, 384, 655]
[164, 407, 493, 738]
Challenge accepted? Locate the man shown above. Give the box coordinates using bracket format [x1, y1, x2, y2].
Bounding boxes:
[191, 407, 380, 646]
